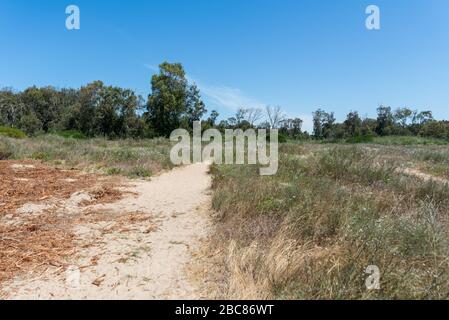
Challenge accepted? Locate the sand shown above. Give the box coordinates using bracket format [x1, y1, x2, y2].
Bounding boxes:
[3, 163, 212, 300]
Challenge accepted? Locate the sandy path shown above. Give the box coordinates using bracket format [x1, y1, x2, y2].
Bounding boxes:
[4, 163, 212, 300]
[400, 167, 449, 185]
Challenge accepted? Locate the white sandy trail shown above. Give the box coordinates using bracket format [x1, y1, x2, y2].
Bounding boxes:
[4, 163, 212, 300]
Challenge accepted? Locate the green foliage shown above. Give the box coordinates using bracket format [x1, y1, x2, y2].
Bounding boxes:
[420, 120, 449, 140]
[372, 136, 449, 145]
[56, 130, 87, 139]
[345, 134, 373, 144]
[106, 167, 124, 175]
[313, 109, 336, 139]
[0, 135, 174, 176]
[147, 62, 207, 137]
[128, 166, 152, 178]
[0, 126, 26, 139]
[0, 139, 14, 159]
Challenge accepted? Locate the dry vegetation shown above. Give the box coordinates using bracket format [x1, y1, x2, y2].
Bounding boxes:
[0, 160, 131, 287]
[0, 135, 174, 178]
[0, 135, 172, 291]
[208, 141, 449, 299]
[3, 133, 449, 299]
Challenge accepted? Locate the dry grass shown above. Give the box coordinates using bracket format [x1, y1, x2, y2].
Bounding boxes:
[208, 142, 449, 300]
[0, 160, 100, 214]
[0, 160, 139, 289]
[0, 135, 174, 178]
[0, 213, 76, 286]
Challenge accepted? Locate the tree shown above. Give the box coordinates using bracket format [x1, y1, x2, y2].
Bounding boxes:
[19, 86, 68, 133]
[0, 88, 24, 128]
[208, 110, 219, 127]
[183, 84, 207, 129]
[412, 110, 433, 125]
[361, 118, 377, 136]
[147, 62, 188, 137]
[280, 118, 303, 138]
[19, 112, 42, 136]
[420, 120, 449, 139]
[147, 62, 206, 137]
[313, 109, 335, 139]
[235, 108, 247, 127]
[72, 81, 105, 136]
[344, 111, 362, 137]
[266, 106, 285, 129]
[375, 105, 394, 136]
[245, 108, 264, 126]
[394, 107, 413, 128]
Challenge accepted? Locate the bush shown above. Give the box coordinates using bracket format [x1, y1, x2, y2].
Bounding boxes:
[420, 121, 449, 140]
[0, 139, 14, 159]
[345, 134, 373, 144]
[106, 167, 123, 175]
[56, 130, 87, 140]
[19, 113, 42, 136]
[128, 166, 152, 178]
[0, 126, 26, 139]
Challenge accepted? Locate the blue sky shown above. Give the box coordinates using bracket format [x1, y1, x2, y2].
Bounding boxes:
[1, 0, 448, 132]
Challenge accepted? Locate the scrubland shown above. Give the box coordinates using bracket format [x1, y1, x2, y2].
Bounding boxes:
[208, 139, 449, 299]
[0, 135, 174, 178]
[2, 134, 449, 299]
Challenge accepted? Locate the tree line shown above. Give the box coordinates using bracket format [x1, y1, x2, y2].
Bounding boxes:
[0, 62, 209, 139]
[1, 61, 448, 141]
[311, 106, 448, 141]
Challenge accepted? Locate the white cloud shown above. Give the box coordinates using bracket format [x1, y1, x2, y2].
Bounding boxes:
[194, 81, 265, 112]
[145, 68, 264, 111]
[145, 67, 314, 132]
[144, 64, 159, 73]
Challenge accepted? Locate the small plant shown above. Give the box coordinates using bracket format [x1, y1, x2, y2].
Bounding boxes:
[128, 166, 152, 178]
[0, 126, 26, 139]
[0, 139, 14, 160]
[106, 167, 123, 175]
[345, 134, 374, 144]
[31, 151, 52, 161]
[56, 130, 87, 140]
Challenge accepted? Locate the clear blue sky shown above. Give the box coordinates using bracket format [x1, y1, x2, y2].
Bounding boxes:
[1, 0, 448, 131]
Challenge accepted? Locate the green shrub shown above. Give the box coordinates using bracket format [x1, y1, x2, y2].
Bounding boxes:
[345, 134, 374, 144]
[19, 113, 42, 136]
[56, 130, 87, 140]
[106, 167, 123, 175]
[0, 126, 26, 139]
[0, 139, 14, 159]
[31, 151, 52, 161]
[372, 136, 448, 145]
[128, 166, 152, 178]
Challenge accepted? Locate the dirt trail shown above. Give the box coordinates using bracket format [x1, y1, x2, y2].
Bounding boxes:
[3, 163, 212, 300]
[400, 167, 449, 185]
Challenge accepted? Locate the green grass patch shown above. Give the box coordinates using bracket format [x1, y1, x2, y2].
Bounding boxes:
[128, 166, 152, 178]
[0, 126, 26, 139]
[55, 130, 87, 140]
[372, 136, 449, 145]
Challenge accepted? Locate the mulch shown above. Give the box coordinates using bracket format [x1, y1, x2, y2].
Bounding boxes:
[0, 160, 123, 288]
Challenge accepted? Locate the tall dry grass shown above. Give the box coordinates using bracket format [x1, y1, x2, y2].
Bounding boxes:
[0, 135, 174, 177]
[209, 143, 449, 299]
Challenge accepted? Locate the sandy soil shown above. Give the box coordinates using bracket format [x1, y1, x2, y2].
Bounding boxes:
[400, 167, 449, 184]
[2, 163, 212, 300]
